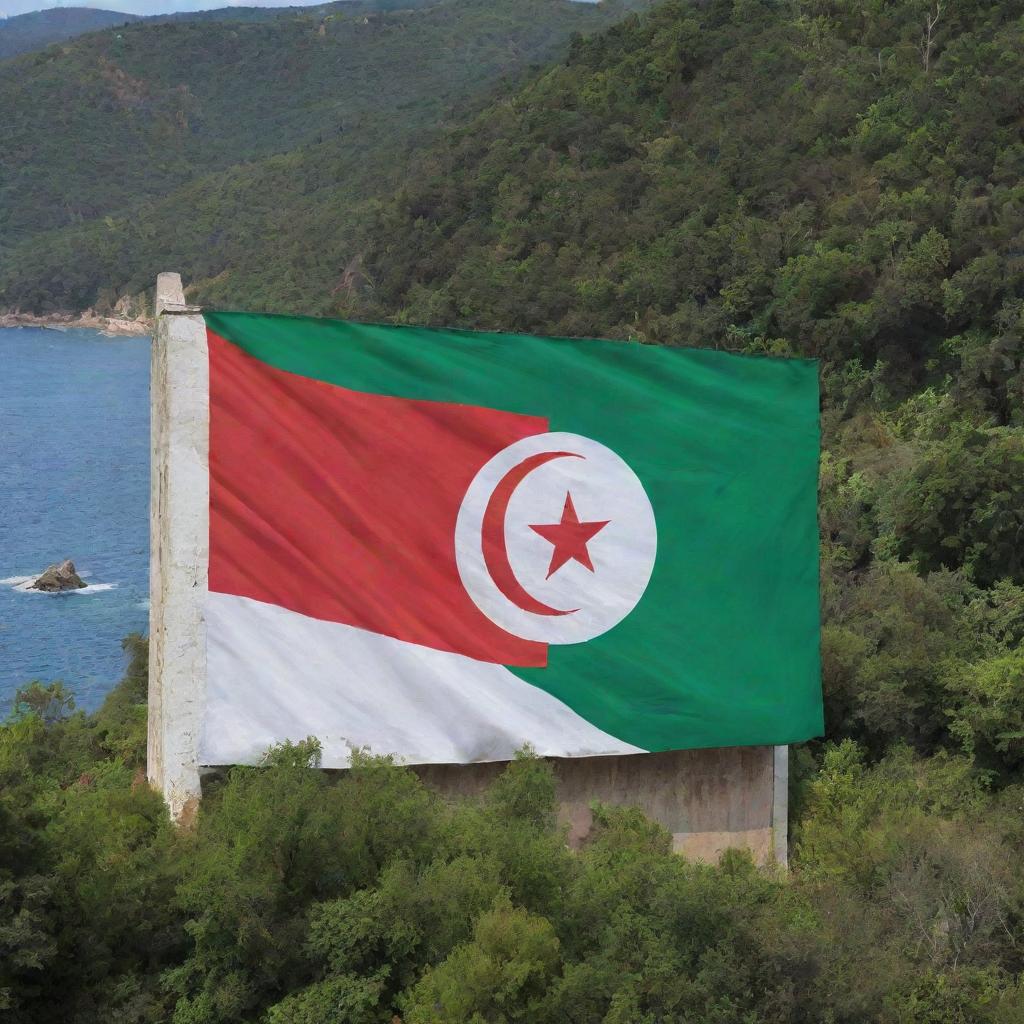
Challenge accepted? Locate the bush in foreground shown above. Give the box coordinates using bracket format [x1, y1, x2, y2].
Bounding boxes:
[3, 638, 1024, 1023]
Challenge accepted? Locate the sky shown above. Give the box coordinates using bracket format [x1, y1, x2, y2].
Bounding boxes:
[2, 0, 598, 20]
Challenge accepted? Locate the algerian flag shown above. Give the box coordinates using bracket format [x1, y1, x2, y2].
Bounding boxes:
[200, 312, 822, 767]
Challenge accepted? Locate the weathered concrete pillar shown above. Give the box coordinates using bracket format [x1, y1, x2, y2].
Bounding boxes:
[773, 744, 788, 867]
[147, 273, 208, 824]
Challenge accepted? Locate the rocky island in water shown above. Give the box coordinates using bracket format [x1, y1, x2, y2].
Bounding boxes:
[28, 559, 88, 592]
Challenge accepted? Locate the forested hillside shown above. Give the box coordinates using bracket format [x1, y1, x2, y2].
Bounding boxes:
[0, 8, 138, 59]
[0, 0, 649, 314]
[0, 0, 446, 61]
[4, 0, 1024, 1020]
[343, 0, 1024, 361]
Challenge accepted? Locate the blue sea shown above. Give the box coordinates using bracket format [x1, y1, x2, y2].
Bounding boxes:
[0, 326, 150, 715]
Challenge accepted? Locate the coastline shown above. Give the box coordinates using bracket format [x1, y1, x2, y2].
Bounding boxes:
[0, 309, 152, 337]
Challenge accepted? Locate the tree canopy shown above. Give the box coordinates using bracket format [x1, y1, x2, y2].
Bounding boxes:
[0, 0, 652, 314]
[5, 641, 1024, 1022]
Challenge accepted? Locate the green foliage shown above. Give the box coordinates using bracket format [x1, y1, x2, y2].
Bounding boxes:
[0, 8, 139, 60]
[335, 0, 1023, 393]
[263, 972, 385, 1024]
[0, 636, 183, 1024]
[5, 641, 1024, 1021]
[821, 562, 956, 751]
[10, 680, 76, 724]
[795, 743, 1021, 980]
[948, 649, 1024, 773]
[0, 0, 653, 315]
[880, 426, 1024, 585]
[93, 632, 150, 764]
[402, 900, 562, 1024]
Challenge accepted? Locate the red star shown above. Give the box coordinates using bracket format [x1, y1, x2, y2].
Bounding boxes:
[529, 492, 610, 579]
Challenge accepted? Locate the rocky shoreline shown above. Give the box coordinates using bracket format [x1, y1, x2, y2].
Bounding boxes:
[29, 559, 88, 592]
[0, 308, 152, 337]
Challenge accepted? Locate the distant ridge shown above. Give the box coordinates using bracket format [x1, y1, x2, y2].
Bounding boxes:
[0, 1, 438, 60]
[0, 8, 139, 59]
[0, 0, 650, 315]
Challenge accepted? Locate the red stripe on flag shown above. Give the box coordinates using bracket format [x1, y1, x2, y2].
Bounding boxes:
[208, 329, 548, 667]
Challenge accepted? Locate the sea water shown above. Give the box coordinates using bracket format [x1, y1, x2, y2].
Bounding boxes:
[0, 326, 150, 714]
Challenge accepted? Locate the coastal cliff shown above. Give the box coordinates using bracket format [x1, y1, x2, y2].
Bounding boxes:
[0, 293, 151, 336]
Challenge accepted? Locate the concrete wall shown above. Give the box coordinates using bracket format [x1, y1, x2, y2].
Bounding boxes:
[416, 745, 786, 866]
[147, 273, 208, 824]
[146, 273, 788, 865]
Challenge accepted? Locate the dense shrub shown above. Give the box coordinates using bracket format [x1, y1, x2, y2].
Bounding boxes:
[4, 643, 1024, 1022]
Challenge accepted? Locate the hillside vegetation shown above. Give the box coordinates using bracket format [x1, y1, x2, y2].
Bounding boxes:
[0, 8, 138, 60]
[4, 645, 1024, 1023]
[0, 0, 649, 314]
[0, 0, 447, 61]
[342, 0, 1024, 364]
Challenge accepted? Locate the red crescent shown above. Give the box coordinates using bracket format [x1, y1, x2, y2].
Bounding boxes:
[481, 450, 581, 617]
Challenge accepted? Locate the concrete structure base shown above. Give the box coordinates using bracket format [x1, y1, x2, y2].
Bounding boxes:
[414, 745, 787, 867]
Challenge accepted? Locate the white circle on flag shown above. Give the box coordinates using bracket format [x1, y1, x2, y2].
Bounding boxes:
[455, 431, 657, 644]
